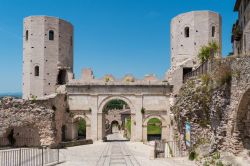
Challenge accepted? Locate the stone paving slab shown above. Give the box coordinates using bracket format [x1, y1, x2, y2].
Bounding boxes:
[59, 133, 195, 166]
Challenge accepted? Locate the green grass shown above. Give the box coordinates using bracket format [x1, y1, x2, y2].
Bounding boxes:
[78, 119, 86, 136]
[147, 118, 161, 135]
[125, 118, 131, 134]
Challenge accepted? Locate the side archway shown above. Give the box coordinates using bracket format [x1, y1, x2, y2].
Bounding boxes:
[67, 115, 91, 140]
[142, 115, 167, 142]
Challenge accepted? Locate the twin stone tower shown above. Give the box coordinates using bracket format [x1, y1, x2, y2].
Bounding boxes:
[22, 11, 222, 99]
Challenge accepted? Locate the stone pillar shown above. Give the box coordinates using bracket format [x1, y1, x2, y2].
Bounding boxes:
[86, 124, 91, 140]
[162, 126, 168, 141]
[134, 98, 143, 141]
[97, 113, 104, 140]
[91, 108, 98, 141]
[142, 125, 147, 142]
[130, 114, 136, 141]
[66, 122, 77, 140]
[135, 112, 143, 141]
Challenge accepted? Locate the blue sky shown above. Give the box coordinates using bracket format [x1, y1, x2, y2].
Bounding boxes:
[0, 0, 237, 93]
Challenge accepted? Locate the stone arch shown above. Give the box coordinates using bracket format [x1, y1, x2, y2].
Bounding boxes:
[142, 115, 168, 142]
[72, 115, 91, 125]
[143, 115, 167, 126]
[69, 115, 91, 140]
[97, 95, 135, 140]
[110, 120, 120, 134]
[234, 87, 250, 150]
[98, 95, 135, 113]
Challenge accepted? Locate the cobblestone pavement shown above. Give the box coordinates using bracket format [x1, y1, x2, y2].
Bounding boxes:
[59, 133, 194, 166]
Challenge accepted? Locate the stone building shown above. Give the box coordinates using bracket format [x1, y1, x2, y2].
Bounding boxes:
[0, 10, 231, 148]
[232, 0, 250, 56]
[22, 16, 74, 99]
[19, 11, 222, 145]
[166, 11, 222, 93]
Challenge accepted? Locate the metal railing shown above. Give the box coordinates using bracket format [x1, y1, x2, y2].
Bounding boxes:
[154, 140, 165, 158]
[165, 141, 187, 158]
[183, 50, 216, 83]
[183, 59, 217, 83]
[0, 147, 60, 166]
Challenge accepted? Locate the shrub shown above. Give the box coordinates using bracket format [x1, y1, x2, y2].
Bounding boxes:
[189, 151, 198, 161]
[214, 64, 232, 86]
[201, 74, 211, 86]
[216, 160, 224, 166]
[198, 41, 219, 63]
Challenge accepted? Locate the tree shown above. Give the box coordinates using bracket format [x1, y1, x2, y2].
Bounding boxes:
[198, 41, 219, 63]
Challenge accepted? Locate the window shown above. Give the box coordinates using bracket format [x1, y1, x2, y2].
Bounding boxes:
[183, 67, 192, 82]
[34, 66, 39, 76]
[26, 30, 29, 41]
[184, 27, 190, 38]
[57, 69, 67, 85]
[70, 36, 73, 46]
[49, 30, 54, 40]
[212, 26, 215, 37]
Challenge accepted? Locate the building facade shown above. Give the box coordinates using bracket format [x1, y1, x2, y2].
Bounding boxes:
[232, 0, 250, 56]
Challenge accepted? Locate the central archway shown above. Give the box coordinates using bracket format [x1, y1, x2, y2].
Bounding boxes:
[98, 96, 135, 141]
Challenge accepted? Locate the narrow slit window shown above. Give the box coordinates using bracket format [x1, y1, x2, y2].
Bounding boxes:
[34, 66, 39, 76]
[70, 36, 73, 46]
[49, 30, 54, 40]
[184, 27, 190, 38]
[26, 30, 29, 41]
[212, 26, 215, 37]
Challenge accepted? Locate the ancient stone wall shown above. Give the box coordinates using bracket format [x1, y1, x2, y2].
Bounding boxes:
[171, 56, 250, 156]
[0, 94, 67, 147]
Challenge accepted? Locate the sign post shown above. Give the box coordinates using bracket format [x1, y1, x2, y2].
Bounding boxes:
[185, 122, 191, 147]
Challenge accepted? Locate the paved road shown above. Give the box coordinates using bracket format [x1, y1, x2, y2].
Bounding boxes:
[59, 133, 194, 166]
[96, 133, 140, 166]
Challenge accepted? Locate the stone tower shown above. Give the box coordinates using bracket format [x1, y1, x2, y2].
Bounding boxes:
[166, 11, 222, 93]
[170, 11, 222, 68]
[22, 16, 74, 99]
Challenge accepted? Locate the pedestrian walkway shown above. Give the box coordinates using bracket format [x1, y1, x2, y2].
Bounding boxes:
[59, 133, 194, 166]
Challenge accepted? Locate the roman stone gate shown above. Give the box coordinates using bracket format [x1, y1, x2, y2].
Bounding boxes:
[64, 81, 173, 142]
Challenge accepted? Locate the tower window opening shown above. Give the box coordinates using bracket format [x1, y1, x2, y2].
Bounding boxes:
[212, 26, 215, 37]
[184, 27, 190, 38]
[70, 36, 73, 46]
[49, 30, 54, 40]
[26, 30, 29, 41]
[183, 67, 192, 82]
[57, 69, 67, 85]
[34, 66, 39, 77]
